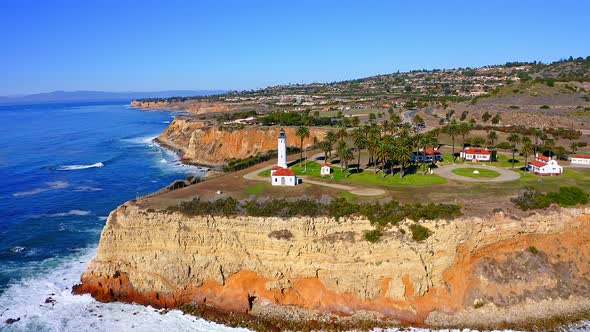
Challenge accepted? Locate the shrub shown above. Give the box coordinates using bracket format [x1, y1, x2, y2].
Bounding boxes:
[364, 229, 383, 243]
[540, 105, 551, 109]
[409, 224, 431, 241]
[509, 105, 520, 109]
[512, 187, 589, 210]
[528, 246, 539, 254]
[546, 187, 589, 207]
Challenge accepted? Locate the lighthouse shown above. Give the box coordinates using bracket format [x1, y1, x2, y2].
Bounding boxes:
[277, 129, 287, 168]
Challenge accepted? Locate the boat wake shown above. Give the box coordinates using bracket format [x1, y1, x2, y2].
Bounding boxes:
[57, 162, 104, 171]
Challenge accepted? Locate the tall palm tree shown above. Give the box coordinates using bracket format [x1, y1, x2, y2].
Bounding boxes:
[337, 141, 353, 175]
[325, 131, 338, 160]
[351, 128, 368, 172]
[393, 140, 413, 178]
[487, 130, 498, 162]
[458, 122, 472, 161]
[376, 143, 390, 177]
[337, 128, 348, 141]
[521, 140, 534, 171]
[544, 138, 556, 158]
[507, 133, 520, 169]
[367, 132, 380, 172]
[295, 126, 310, 165]
[443, 120, 460, 162]
[319, 140, 332, 162]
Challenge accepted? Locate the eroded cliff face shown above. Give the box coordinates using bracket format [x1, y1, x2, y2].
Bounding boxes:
[131, 100, 239, 114]
[74, 204, 590, 329]
[156, 117, 328, 166]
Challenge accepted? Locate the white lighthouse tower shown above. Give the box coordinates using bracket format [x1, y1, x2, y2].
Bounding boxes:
[277, 129, 288, 168]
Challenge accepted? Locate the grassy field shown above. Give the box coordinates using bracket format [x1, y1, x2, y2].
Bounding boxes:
[264, 161, 448, 186]
[244, 183, 267, 195]
[452, 168, 501, 178]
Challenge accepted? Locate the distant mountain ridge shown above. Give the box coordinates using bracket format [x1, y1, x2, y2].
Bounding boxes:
[0, 90, 226, 105]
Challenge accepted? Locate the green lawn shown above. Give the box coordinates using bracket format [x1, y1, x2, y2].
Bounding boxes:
[244, 183, 267, 195]
[286, 161, 447, 186]
[452, 168, 501, 178]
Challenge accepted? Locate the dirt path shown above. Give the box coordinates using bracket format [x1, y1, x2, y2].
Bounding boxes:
[435, 164, 521, 183]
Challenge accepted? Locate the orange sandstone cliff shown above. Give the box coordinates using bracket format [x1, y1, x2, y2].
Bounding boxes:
[74, 204, 590, 329]
[156, 117, 328, 166]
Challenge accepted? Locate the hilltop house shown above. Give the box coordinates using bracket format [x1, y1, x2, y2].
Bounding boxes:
[460, 148, 491, 162]
[412, 149, 442, 163]
[570, 154, 590, 166]
[270, 129, 298, 186]
[528, 154, 563, 175]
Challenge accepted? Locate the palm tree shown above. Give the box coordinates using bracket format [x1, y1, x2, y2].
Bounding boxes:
[337, 128, 348, 140]
[393, 140, 413, 178]
[443, 120, 460, 162]
[376, 143, 390, 177]
[325, 131, 338, 160]
[295, 126, 310, 166]
[458, 122, 472, 161]
[521, 140, 534, 171]
[487, 131, 498, 162]
[366, 132, 380, 172]
[351, 128, 367, 172]
[337, 141, 353, 176]
[319, 140, 332, 162]
[507, 133, 520, 169]
[544, 138, 556, 158]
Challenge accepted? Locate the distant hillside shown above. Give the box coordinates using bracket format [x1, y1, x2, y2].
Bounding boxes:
[0, 90, 226, 105]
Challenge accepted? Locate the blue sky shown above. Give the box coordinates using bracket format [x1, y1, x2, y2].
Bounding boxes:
[1, 0, 589, 95]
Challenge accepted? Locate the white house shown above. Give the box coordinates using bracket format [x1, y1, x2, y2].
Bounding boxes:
[460, 148, 491, 162]
[571, 154, 590, 166]
[412, 148, 443, 162]
[270, 129, 298, 186]
[528, 154, 563, 175]
[271, 167, 298, 186]
[320, 163, 332, 176]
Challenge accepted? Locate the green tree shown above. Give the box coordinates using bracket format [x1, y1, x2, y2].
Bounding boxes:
[507, 133, 520, 169]
[351, 128, 368, 172]
[325, 131, 338, 160]
[337, 141, 354, 175]
[458, 122, 472, 161]
[521, 139, 534, 171]
[482, 111, 492, 123]
[295, 126, 310, 165]
[319, 140, 332, 162]
[471, 136, 486, 147]
[443, 120, 460, 162]
[491, 113, 501, 125]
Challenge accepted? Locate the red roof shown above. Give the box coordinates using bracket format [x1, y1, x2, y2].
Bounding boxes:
[424, 148, 441, 155]
[462, 148, 490, 155]
[572, 155, 590, 159]
[321, 163, 331, 167]
[271, 165, 284, 170]
[273, 168, 296, 176]
[538, 155, 550, 162]
[529, 160, 547, 167]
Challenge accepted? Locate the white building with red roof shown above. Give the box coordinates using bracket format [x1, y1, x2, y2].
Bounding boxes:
[571, 154, 590, 166]
[528, 154, 563, 175]
[320, 163, 332, 176]
[460, 148, 491, 162]
[270, 129, 299, 186]
[412, 148, 443, 162]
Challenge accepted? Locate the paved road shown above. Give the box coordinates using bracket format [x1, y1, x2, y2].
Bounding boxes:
[434, 164, 521, 183]
[243, 155, 385, 196]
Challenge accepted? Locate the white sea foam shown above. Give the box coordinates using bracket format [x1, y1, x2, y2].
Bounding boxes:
[57, 162, 104, 171]
[10, 247, 26, 253]
[0, 247, 249, 332]
[13, 181, 70, 197]
[47, 210, 91, 217]
[98, 216, 107, 221]
[121, 135, 158, 145]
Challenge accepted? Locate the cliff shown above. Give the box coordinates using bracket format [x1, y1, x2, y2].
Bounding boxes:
[156, 117, 328, 166]
[74, 203, 590, 330]
[130, 100, 241, 114]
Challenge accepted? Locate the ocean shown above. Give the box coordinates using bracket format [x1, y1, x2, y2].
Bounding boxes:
[0, 101, 244, 331]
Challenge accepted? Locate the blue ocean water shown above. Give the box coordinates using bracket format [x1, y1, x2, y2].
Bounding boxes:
[0, 101, 245, 331]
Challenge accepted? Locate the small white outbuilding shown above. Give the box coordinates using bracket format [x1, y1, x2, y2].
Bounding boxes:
[320, 163, 332, 177]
